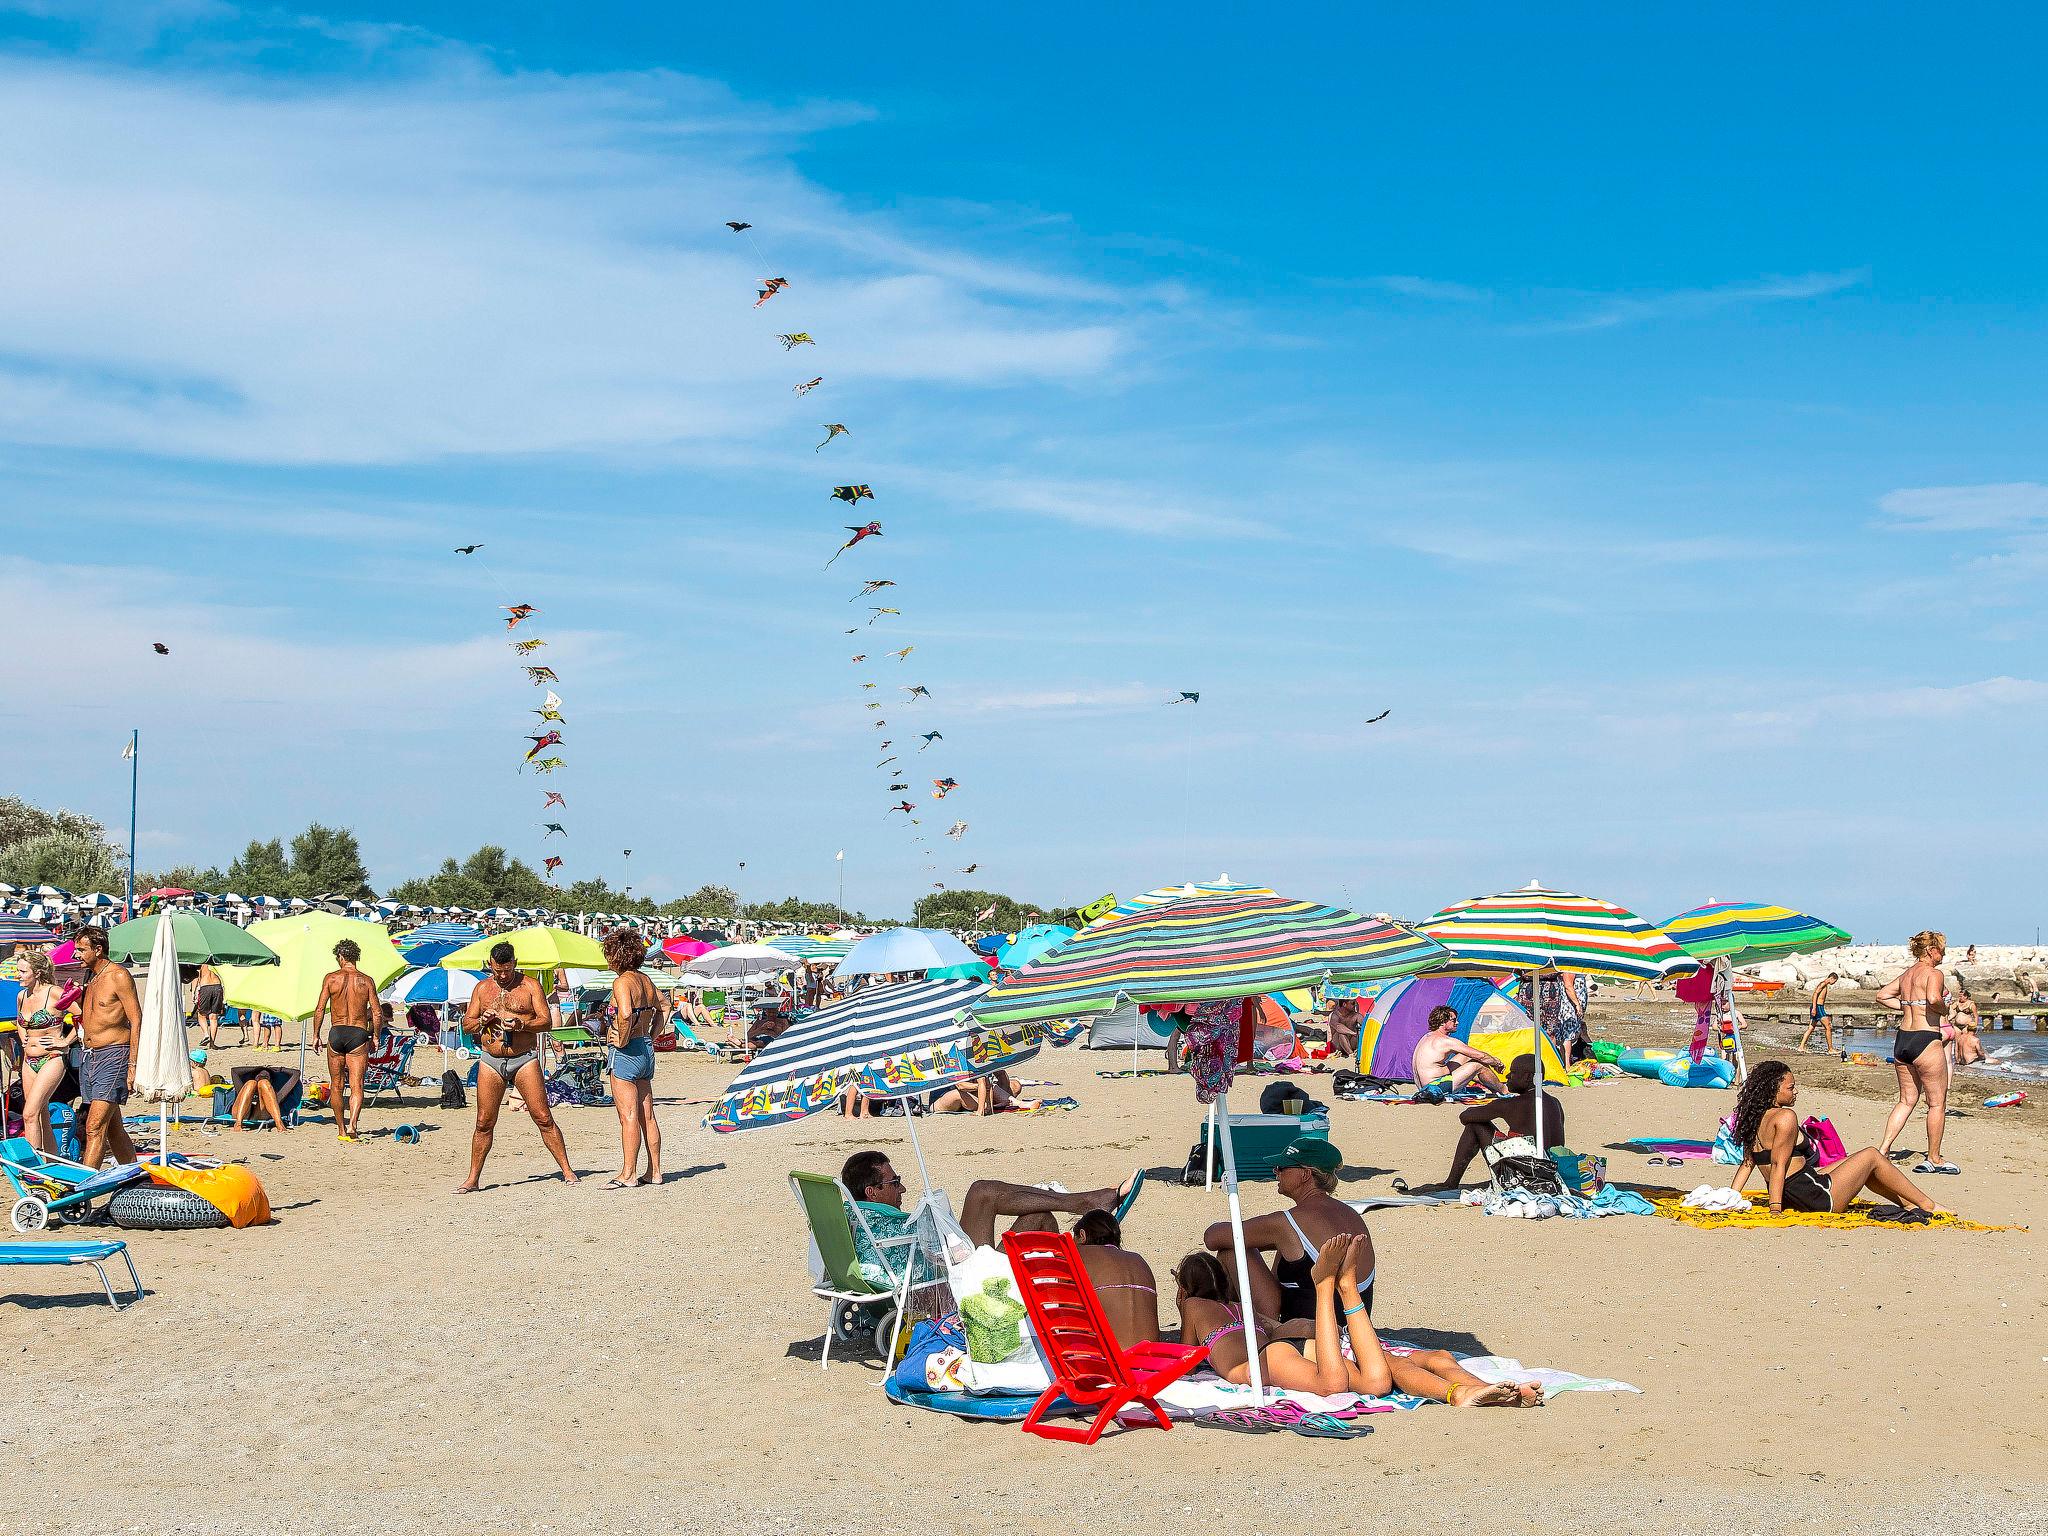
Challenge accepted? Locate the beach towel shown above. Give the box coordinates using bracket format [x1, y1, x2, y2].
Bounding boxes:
[1616, 1138, 1716, 1160]
[1654, 1193, 2024, 1232]
[1010, 1096, 1078, 1114]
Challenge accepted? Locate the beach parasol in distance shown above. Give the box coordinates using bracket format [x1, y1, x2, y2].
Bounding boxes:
[437, 925, 605, 975]
[1660, 901, 1852, 1078]
[220, 914, 409, 1076]
[105, 911, 278, 968]
[834, 927, 978, 978]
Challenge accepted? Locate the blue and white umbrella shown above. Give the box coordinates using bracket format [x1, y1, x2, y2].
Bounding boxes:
[383, 967, 485, 1006]
[398, 922, 486, 951]
[834, 927, 979, 978]
[708, 978, 1034, 1135]
[75, 893, 121, 910]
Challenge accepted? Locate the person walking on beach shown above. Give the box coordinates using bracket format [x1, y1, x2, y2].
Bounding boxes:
[600, 927, 662, 1188]
[312, 939, 380, 1142]
[14, 948, 75, 1154]
[73, 925, 140, 1169]
[1799, 973, 1839, 1054]
[456, 941, 576, 1192]
[1876, 930, 1958, 1175]
[193, 960, 225, 1049]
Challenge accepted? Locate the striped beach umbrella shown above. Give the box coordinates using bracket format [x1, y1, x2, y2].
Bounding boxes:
[396, 922, 486, 952]
[973, 892, 1450, 1027]
[707, 977, 1033, 1133]
[1091, 879, 1277, 928]
[1659, 901, 1851, 968]
[0, 916, 58, 947]
[1419, 883, 1693, 984]
[382, 966, 485, 1006]
[760, 933, 853, 962]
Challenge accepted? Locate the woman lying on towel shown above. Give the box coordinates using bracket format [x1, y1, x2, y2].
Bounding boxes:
[1731, 1060, 1949, 1216]
[1173, 1238, 1536, 1406]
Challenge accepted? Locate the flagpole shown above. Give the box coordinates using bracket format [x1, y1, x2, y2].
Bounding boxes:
[126, 729, 139, 920]
[836, 850, 845, 916]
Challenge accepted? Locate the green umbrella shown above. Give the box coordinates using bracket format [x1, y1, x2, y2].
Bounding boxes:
[106, 911, 279, 967]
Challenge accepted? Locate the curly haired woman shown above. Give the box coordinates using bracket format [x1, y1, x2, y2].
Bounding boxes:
[1731, 1060, 1947, 1216]
[600, 927, 663, 1189]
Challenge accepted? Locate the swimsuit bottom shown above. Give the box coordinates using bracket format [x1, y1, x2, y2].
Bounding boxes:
[609, 1037, 655, 1082]
[1893, 1029, 1941, 1066]
[328, 1025, 372, 1056]
[81, 1042, 131, 1105]
[1782, 1165, 1832, 1213]
[481, 1049, 539, 1084]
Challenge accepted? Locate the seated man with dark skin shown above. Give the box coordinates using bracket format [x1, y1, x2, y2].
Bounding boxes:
[1442, 1054, 1564, 1187]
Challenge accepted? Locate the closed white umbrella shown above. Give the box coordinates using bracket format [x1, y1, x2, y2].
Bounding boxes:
[134, 910, 192, 1164]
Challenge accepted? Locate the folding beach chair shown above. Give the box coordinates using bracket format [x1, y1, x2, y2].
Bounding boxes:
[790, 1171, 915, 1370]
[0, 1239, 145, 1310]
[1001, 1231, 1209, 1444]
[0, 1138, 148, 1233]
[363, 1034, 417, 1106]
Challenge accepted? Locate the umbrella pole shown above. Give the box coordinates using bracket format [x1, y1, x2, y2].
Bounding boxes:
[1213, 1085, 1266, 1402]
[1204, 1099, 1217, 1189]
[1715, 959, 1749, 1082]
[158, 1100, 169, 1166]
[900, 1096, 935, 1198]
[1529, 969, 1546, 1155]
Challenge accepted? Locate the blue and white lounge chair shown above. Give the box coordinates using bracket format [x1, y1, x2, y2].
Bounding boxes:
[0, 1138, 149, 1233]
[0, 1239, 144, 1309]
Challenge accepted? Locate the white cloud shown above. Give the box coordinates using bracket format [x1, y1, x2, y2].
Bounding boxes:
[1877, 483, 2048, 531]
[1372, 275, 1493, 303]
[1523, 269, 1868, 334]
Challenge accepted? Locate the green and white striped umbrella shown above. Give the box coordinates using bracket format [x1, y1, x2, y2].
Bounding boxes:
[1659, 901, 1851, 968]
[1419, 883, 1693, 983]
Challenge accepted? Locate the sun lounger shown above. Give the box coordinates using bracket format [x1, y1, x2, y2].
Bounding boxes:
[790, 1170, 913, 1370]
[1001, 1230, 1210, 1444]
[0, 1238, 145, 1309]
[0, 1137, 149, 1232]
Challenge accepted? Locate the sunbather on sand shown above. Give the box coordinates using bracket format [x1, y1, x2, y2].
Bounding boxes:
[1731, 1060, 1949, 1215]
[1071, 1210, 1162, 1349]
[927, 1069, 1016, 1114]
[1441, 1054, 1565, 1187]
[1411, 1004, 1506, 1096]
[957, 1170, 1141, 1251]
[1203, 1137, 1372, 1330]
[1173, 1240, 1534, 1404]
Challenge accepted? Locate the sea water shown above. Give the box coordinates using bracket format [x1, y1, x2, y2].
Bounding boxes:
[1828, 1021, 2048, 1081]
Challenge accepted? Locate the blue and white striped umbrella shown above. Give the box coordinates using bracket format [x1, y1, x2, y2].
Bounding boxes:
[707, 977, 1036, 1132]
[382, 967, 485, 1005]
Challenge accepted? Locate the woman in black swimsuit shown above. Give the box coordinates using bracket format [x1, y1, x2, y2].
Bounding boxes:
[1731, 1061, 1946, 1215]
[1876, 929, 1957, 1174]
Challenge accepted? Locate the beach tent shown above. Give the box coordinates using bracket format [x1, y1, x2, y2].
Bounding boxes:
[1345, 974, 1567, 1084]
[1079, 1000, 1174, 1051]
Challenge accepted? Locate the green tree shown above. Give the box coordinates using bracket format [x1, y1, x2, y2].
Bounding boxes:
[911, 889, 1051, 931]
[288, 823, 371, 899]
[136, 863, 228, 894]
[664, 883, 738, 919]
[0, 830, 123, 894]
[226, 838, 293, 899]
[0, 796, 116, 856]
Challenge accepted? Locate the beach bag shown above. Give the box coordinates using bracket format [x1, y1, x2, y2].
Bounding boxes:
[890, 1317, 969, 1393]
[439, 1070, 467, 1109]
[1803, 1115, 1848, 1166]
[1712, 1115, 1743, 1166]
[947, 1245, 1052, 1395]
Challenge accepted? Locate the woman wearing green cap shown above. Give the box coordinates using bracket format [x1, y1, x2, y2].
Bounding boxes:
[1203, 1135, 1374, 1329]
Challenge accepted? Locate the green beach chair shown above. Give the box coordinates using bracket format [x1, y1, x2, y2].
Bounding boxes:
[789, 1170, 908, 1370]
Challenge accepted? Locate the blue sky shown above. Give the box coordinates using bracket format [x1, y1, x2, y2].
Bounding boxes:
[5, 2, 2045, 937]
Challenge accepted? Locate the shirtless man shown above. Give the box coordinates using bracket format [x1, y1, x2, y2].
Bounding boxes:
[1411, 1004, 1506, 1095]
[312, 939, 381, 1142]
[194, 961, 225, 1049]
[73, 925, 140, 1169]
[456, 941, 577, 1192]
[1798, 973, 1838, 1054]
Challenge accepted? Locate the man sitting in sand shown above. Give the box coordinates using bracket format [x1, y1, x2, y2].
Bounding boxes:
[74, 925, 141, 1169]
[1412, 1004, 1507, 1096]
[1441, 1054, 1565, 1187]
[456, 941, 577, 1193]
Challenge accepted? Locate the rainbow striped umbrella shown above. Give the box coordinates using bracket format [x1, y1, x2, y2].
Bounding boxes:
[973, 892, 1449, 1026]
[1090, 879, 1277, 928]
[1419, 883, 1694, 983]
[1660, 902, 1850, 967]
[760, 934, 854, 962]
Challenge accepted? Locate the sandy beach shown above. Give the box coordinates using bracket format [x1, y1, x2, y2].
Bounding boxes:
[6, 997, 2041, 1536]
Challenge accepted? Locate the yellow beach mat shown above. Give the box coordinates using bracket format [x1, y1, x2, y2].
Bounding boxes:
[147, 1162, 272, 1228]
[1652, 1194, 2021, 1233]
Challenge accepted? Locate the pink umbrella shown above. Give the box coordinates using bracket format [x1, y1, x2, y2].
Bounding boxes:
[662, 936, 715, 963]
[50, 939, 77, 968]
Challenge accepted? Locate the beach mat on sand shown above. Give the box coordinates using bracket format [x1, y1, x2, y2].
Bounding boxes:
[1617, 1138, 1715, 1159]
[1653, 1195, 2023, 1232]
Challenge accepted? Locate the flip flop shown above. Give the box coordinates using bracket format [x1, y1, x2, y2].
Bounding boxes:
[1289, 1412, 1371, 1439]
[1202, 1408, 1280, 1434]
[1113, 1169, 1146, 1224]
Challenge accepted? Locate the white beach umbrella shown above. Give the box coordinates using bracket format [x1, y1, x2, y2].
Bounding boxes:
[134, 910, 193, 1164]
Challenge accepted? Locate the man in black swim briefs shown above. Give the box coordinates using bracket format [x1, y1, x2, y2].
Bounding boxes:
[313, 939, 381, 1142]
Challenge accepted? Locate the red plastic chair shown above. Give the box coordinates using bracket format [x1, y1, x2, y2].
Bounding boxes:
[1000, 1230, 1209, 1444]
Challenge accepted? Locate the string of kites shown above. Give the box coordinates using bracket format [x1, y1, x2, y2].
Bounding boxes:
[727, 219, 970, 890]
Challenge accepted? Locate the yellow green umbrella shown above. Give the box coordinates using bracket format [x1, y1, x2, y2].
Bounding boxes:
[438, 925, 605, 976]
[218, 914, 408, 1021]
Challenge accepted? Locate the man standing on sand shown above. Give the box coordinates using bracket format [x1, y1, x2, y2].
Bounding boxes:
[194, 960, 225, 1049]
[311, 939, 381, 1142]
[456, 941, 577, 1192]
[1799, 973, 1839, 1054]
[74, 925, 141, 1169]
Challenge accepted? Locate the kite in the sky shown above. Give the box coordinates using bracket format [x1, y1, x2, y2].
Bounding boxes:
[454, 544, 483, 554]
[532, 704, 564, 724]
[891, 646, 913, 661]
[724, 221, 752, 232]
[865, 701, 882, 711]
[932, 778, 958, 798]
[830, 484, 874, 504]
[844, 627, 859, 636]
[152, 642, 170, 655]
[945, 820, 969, 840]
[902, 684, 930, 700]
[866, 607, 899, 623]
[919, 732, 943, 749]
[876, 756, 898, 767]
[888, 782, 909, 791]
[849, 653, 867, 663]
[890, 801, 916, 815]
[754, 278, 788, 307]
[542, 792, 566, 809]
[531, 756, 565, 774]
[525, 731, 562, 761]
[503, 605, 535, 627]
[543, 855, 563, 875]
[878, 740, 892, 751]
[824, 521, 881, 568]
[872, 719, 888, 729]
[778, 333, 814, 350]
[512, 638, 547, 655]
[795, 377, 823, 394]
[854, 580, 894, 598]
[525, 666, 558, 685]
[860, 682, 877, 691]
[1365, 709, 1391, 724]
[957, 864, 979, 875]
[815, 424, 848, 451]
[542, 822, 566, 838]
[1171, 691, 1200, 704]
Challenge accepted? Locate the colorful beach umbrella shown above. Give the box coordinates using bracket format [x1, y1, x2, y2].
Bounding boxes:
[660, 936, 716, 963]
[835, 927, 978, 978]
[396, 922, 486, 951]
[708, 978, 1033, 1133]
[758, 934, 854, 962]
[996, 923, 1076, 970]
[0, 917, 58, 947]
[382, 967, 485, 1006]
[973, 892, 1450, 1027]
[1659, 901, 1851, 968]
[1418, 883, 1693, 984]
[437, 925, 605, 974]
[1091, 879, 1277, 928]
[219, 914, 409, 1022]
[105, 912, 279, 968]
[677, 943, 800, 986]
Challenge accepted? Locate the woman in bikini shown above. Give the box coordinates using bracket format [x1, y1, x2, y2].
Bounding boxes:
[601, 927, 663, 1189]
[15, 950, 76, 1153]
[1173, 1240, 1533, 1405]
[1876, 930, 1958, 1174]
[1203, 1137, 1371, 1334]
[1071, 1209, 1161, 1349]
[1731, 1060, 1947, 1215]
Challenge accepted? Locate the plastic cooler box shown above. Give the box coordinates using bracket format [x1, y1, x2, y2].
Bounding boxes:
[1193, 1110, 1331, 1182]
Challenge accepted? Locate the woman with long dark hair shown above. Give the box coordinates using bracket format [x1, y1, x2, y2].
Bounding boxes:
[1731, 1060, 1947, 1215]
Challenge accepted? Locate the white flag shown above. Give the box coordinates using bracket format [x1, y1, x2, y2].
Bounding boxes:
[835, 850, 844, 861]
[121, 738, 135, 760]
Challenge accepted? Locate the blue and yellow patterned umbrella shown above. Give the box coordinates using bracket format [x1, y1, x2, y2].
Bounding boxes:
[1660, 901, 1850, 968]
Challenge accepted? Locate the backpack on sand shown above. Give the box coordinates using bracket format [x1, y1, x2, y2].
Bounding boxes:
[439, 1069, 467, 1110]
